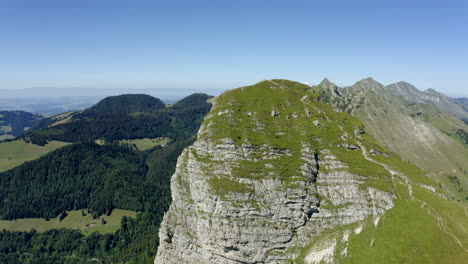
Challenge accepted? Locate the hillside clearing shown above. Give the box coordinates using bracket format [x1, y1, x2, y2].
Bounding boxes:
[0, 139, 69, 172]
[119, 137, 171, 150]
[0, 209, 137, 235]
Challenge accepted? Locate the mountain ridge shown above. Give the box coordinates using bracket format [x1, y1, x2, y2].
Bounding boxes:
[154, 79, 468, 263]
[320, 78, 468, 201]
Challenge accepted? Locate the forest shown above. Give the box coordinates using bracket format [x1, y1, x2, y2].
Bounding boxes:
[0, 139, 191, 263]
[0, 93, 211, 263]
[23, 93, 211, 145]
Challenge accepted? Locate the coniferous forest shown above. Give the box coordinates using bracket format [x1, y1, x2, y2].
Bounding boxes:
[0, 93, 211, 263]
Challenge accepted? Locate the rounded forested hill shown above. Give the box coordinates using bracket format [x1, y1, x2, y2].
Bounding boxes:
[171, 93, 212, 108]
[23, 93, 213, 145]
[76, 94, 166, 118]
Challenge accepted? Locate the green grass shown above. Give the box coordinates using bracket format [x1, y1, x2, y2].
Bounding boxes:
[207, 177, 252, 199]
[0, 209, 137, 235]
[338, 184, 467, 263]
[201, 79, 390, 194]
[0, 139, 70, 172]
[119, 137, 171, 151]
[353, 90, 468, 201]
[291, 181, 468, 264]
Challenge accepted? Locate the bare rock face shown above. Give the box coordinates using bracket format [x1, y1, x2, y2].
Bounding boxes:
[155, 80, 395, 264]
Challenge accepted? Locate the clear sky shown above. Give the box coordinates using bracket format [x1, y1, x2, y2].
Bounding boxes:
[0, 0, 467, 96]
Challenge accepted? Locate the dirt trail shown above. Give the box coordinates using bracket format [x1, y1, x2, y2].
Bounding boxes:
[356, 140, 468, 253]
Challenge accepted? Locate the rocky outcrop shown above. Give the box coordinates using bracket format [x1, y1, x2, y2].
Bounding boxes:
[155, 80, 396, 264]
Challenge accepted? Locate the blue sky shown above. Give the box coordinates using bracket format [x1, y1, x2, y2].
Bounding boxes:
[0, 0, 467, 96]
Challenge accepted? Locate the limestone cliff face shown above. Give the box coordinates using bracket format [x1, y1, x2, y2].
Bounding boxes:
[155, 80, 395, 264]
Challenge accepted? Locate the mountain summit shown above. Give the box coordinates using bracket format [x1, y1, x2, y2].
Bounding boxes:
[154, 79, 467, 263]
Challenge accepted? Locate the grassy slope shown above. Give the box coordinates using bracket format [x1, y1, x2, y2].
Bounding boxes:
[295, 183, 468, 264]
[0, 209, 136, 235]
[201, 80, 391, 192]
[0, 139, 69, 172]
[349, 88, 468, 201]
[201, 79, 467, 263]
[329, 185, 465, 263]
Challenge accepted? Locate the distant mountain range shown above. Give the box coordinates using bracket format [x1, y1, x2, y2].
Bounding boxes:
[386, 81, 468, 119]
[318, 77, 468, 200]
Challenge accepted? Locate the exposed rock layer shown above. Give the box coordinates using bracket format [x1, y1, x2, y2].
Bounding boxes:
[155, 80, 396, 263]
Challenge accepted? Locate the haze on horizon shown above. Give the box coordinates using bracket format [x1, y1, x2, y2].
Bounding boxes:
[0, 0, 467, 97]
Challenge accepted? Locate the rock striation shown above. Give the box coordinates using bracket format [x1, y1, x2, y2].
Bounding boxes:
[155, 80, 396, 263]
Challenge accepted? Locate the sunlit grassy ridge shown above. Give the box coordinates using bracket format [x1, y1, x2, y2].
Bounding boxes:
[198, 79, 392, 193]
[344, 82, 468, 201]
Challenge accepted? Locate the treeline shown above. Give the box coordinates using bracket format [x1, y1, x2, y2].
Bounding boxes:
[0, 138, 192, 263]
[23, 93, 212, 145]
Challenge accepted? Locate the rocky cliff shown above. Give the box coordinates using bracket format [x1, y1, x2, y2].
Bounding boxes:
[155, 80, 402, 263]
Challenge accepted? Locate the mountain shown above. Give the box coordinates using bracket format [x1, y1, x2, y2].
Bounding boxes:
[0, 111, 44, 140]
[386, 81, 468, 119]
[155, 79, 467, 263]
[76, 94, 165, 117]
[319, 78, 468, 201]
[1, 83, 466, 263]
[22, 93, 212, 145]
[451, 97, 468, 114]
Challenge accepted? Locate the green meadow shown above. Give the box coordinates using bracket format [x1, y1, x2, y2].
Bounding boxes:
[0, 209, 137, 235]
[119, 137, 171, 150]
[0, 139, 69, 172]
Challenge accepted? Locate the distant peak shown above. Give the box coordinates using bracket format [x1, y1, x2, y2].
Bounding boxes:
[318, 78, 341, 99]
[425, 88, 438, 93]
[319, 77, 335, 87]
[354, 77, 382, 87]
[388, 81, 417, 89]
[364, 77, 376, 82]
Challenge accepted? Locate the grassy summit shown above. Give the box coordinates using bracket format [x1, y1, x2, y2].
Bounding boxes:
[199, 79, 392, 191]
[190, 79, 467, 263]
